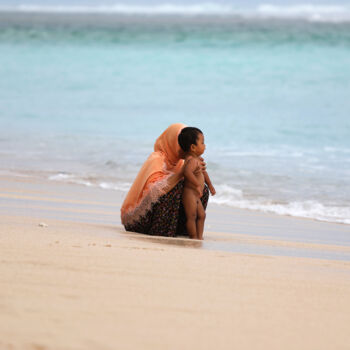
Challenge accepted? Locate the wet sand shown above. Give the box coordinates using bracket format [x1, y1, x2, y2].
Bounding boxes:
[1, 174, 350, 350]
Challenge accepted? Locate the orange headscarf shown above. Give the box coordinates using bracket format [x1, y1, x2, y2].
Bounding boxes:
[121, 123, 186, 225]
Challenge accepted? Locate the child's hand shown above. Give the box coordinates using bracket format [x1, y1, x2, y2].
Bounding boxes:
[209, 185, 216, 196]
[196, 186, 203, 198]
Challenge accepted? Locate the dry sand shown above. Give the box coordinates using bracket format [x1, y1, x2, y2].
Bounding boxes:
[1, 175, 350, 350]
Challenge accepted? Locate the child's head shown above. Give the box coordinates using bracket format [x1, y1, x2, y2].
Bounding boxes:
[178, 127, 205, 156]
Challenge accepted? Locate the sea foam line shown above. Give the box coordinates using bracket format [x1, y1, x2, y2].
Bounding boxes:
[1, 3, 350, 22]
[257, 4, 350, 22]
[0, 3, 235, 15]
[48, 174, 350, 225]
[48, 173, 132, 192]
[211, 184, 350, 225]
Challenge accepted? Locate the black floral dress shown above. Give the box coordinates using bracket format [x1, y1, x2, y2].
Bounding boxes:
[124, 180, 209, 237]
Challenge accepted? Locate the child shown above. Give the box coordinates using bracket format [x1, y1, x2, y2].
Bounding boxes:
[178, 127, 216, 240]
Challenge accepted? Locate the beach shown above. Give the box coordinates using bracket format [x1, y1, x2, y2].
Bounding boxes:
[1, 7, 350, 349]
[1, 174, 350, 350]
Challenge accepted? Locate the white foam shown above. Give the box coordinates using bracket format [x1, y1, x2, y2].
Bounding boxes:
[1, 3, 234, 15]
[48, 174, 350, 224]
[257, 4, 350, 22]
[99, 181, 131, 192]
[212, 184, 350, 225]
[49, 173, 94, 187]
[48, 173, 73, 181]
[48, 173, 131, 192]
[1, 3, 350, 22]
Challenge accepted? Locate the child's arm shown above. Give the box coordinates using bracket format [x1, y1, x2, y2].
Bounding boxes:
[203, 170, 216, 196]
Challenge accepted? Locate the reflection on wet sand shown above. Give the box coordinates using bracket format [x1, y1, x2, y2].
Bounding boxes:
[124, 232, 203, 248]
[121, 230, 350, 261]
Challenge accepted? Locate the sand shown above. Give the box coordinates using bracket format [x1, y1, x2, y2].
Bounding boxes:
[1, 174, 350, 350]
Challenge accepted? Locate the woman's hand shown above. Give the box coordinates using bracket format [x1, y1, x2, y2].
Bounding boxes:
[199, 157, 206, 171]
[194, 157, 206, 176]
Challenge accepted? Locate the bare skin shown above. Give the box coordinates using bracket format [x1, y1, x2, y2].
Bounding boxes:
[182, 133, 215, 240]
[183, 156, 206, 239]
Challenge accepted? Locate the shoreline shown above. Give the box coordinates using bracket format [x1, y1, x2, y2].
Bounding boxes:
[2, 165, 349, 226]
[1, 173, 350, 261]
[1, 174, 350, 349]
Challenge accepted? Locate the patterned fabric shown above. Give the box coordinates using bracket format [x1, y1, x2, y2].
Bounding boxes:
[124, 180, 209, 237]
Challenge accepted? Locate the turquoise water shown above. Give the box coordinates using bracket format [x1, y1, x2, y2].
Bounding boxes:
[1, 11, 350, 224]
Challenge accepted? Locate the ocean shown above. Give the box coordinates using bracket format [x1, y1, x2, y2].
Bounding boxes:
[1, 4, 350, 224]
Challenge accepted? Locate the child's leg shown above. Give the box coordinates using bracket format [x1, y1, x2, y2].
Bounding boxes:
[196, 200, 206, 240]
[182, 189, 198, 239]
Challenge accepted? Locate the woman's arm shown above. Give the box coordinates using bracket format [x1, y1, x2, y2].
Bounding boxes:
[146, 168, 184, 194]
[198, 157, 206, 172]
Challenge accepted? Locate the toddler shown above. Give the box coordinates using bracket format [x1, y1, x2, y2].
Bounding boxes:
[178, 127, 215, 240]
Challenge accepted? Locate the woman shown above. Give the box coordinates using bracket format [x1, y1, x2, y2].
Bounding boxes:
[121, 123, 209, 237]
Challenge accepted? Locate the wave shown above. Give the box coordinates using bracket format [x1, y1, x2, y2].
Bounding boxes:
[48, 172, 132, 192]
[257, 4, 350, 22]
[48, 173, 350, 225]
[211, 184, 350, 225]
[1, 3, 350, 22]
[0, 3, 235, 15]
